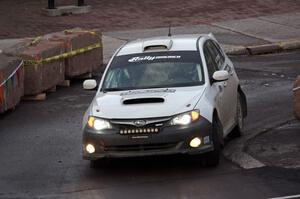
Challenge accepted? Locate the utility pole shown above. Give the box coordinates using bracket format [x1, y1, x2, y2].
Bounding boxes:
[48, 0, 55, 9]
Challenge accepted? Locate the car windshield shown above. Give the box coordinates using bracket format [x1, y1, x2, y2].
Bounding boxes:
[102, 51, 204, 91]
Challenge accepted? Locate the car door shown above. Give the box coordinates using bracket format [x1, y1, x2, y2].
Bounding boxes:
[211, 40, 238, 132]
[204, 40, 235, 133]
[203, 42, 227, 130]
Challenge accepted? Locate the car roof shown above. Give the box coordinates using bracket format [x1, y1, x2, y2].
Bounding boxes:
[117, 34, 208, 56]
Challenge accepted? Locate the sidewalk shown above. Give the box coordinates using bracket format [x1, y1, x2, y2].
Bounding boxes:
[0, 0, 299, 39]
[0, 0, 300, 63]
[1, 12, 300, 64]
[102, 12, 300, 63]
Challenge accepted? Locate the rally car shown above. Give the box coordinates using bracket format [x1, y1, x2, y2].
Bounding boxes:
[82, 33, 247, 167]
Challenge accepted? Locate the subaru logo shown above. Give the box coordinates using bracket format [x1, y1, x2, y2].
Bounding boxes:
[133, 120, 146, 127]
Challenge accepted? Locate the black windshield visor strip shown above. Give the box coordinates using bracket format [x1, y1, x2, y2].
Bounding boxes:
[110, 51, 202, 68]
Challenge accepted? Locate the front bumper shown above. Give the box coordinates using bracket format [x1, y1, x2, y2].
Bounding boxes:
[82, 117, 213, 160]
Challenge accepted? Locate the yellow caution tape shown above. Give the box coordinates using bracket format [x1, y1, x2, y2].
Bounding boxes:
[23, 42, 101, 66]
[28, 36, 42, 47]
[23, 28, 102, 66]
[63, 29, 101, 39]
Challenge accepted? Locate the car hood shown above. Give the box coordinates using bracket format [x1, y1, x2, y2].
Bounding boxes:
[90, 86, 205, 119]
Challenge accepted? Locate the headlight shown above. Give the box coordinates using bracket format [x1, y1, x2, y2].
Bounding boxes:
[87, 116, 112, 130]
[171, 110, 200, 125]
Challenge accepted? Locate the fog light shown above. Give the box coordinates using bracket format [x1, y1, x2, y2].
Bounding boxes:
[86, 144, 95, 154]
[190, 137, 201, 148]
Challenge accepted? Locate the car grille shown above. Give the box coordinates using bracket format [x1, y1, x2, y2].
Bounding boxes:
[110, 117, 171, 135]
[104, 143, 177, 152]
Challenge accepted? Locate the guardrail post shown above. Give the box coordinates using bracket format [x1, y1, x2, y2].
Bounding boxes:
[48, 0, 55, 9]
[78, 0, 85, 6]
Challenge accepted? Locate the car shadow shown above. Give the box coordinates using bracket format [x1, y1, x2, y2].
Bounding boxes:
[84, 154, 236, 178]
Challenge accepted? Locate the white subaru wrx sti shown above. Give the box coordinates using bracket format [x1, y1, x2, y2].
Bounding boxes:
[82, 34, 247, 167]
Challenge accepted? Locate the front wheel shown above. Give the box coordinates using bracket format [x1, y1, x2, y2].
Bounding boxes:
[203, 116, 221, 167]
[230, 93, 245, 137]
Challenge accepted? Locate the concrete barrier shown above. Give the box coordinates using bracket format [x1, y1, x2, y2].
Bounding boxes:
[293, 75, 300, 120]
[45, 28, 103, 77]
[0, 54, 24, 113]
[20, 40, 65, 95]
[0, 28, 103, 101]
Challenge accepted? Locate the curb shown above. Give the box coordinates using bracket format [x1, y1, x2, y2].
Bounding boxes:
[225, 39, 300, 56]
[278, 39, 300, 51]
[222, 45, 248, 56]
[246, 43, 281, 55]
[222, 134, 266, 169]
[223, 119, 295, 169]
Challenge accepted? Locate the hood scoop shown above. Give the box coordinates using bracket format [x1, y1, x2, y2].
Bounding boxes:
[143, 39, 173, 52]
[123, 97, 165, 105]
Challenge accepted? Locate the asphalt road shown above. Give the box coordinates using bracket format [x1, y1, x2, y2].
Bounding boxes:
[233, 51, 300, 134]
[0, 51, 299, 199]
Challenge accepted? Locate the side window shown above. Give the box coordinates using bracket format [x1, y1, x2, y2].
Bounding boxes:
[207, 40, 225, 70]
[211, 41, 233, 73]
[212, 41, 225, 62]
[203, 42, 218, 84]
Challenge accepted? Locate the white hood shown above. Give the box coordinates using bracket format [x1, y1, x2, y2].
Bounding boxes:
[91, 86, 205, 119]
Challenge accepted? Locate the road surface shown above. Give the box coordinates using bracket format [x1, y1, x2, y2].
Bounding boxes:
[0, 51, 299, 199]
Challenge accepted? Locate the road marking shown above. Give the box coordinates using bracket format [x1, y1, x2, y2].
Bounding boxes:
[269, 194, 300, 199]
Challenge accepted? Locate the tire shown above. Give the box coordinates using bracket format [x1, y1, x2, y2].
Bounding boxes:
[230, 93, 245, 138]
[203, 116, 221, 167]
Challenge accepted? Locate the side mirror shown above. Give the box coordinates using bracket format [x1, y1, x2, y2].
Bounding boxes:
[212, 70, 229, 82]
[83, 79, 97, 90]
